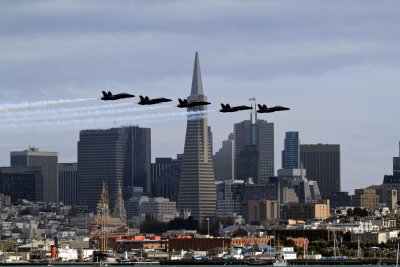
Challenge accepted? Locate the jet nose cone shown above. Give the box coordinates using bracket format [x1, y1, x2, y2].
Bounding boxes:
[165, 98, 172, 102]
[128, 94, 135, 97]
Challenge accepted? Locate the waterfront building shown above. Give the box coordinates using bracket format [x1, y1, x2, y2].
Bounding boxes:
[11, 147, 58, 203]
[177, 52, 217, 223]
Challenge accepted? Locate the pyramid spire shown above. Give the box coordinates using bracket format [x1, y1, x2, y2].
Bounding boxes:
[190, 52, 204, 97]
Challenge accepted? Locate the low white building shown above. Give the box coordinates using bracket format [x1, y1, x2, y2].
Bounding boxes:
[58, 247, 78, 261]
[282, 247, 297, 260]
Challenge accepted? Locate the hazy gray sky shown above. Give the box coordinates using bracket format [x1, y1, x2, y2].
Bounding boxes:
[1, 0, 400, 193]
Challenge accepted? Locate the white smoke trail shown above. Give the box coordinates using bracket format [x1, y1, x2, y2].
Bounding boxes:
[0, 104, 175, 124]
[0, 110, 217, 132]
[0, 98, 98, 112]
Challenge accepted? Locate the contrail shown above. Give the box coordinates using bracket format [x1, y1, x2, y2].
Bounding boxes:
[0, 98, 98, 112]
[0, 109, 217, 132]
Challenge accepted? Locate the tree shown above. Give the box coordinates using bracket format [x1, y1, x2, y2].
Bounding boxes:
[140, 215, 168, 234]
[167, 216, 199, 231]
[232, 228, 248, 237]
[347, 208, 354, 217]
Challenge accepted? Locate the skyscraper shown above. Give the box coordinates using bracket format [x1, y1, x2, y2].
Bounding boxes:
[282, 131, 300, 169]
[59, 163, 77, 205]
[123, 126, 151, 196]
[177, 52, 217, 223]
[234, 117, 274, 184]
[77, 126, 151, 211]
[300, 144, 340, 198]
[11, 147, 58, 203]
[213, 133, 235, 181]
[154, 155, 182, 202]
[393, 141, 400, 175]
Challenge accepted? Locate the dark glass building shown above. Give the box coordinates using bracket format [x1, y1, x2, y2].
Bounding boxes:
[59, 163, 77, 206]
[300, 144, 340, 198]
[153, 155, 182, 202]
[77, 126, 151, 211]
[282, 131, 300, 169]
[0, 166, 43, 203]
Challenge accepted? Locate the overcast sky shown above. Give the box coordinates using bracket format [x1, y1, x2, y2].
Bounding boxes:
[1, 0, 400, 193]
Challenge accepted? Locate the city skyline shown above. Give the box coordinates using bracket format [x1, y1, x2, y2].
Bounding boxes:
[1, 1, 400, 193]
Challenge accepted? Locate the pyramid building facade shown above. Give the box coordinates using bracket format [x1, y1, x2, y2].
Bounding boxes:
[177, 52, 217, 223]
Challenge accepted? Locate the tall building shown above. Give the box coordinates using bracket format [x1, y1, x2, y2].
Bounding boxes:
[151, 157, 174, 192]
[382, 174, 400, 204]
[353, 186, 380, 210]
[300, 144, 340, 198]
[11, 147, 58, 203]
[59, 163, 77, 206]
[77, 126, 151, 211]
[387, 189, 397, 211]
[234, 117, 274, 184]
[213, 133, 234, 181]
[216, 180, 244, 217]
[154, 155, 182, 202]
[243, 200, 279, 225]
[393, 142, 400, 175]
[282, 131, 300, 169]
[123, 126, 151, 195]
[177, 52, 217, 223]
[277, 168, 322, 204]
[0, 166, 43, 202]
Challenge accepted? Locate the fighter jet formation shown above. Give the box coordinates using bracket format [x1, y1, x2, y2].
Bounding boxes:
[99, 91, 290, 115]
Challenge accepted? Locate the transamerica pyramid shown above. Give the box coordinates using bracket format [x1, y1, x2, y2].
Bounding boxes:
[177, 52, 217, 223]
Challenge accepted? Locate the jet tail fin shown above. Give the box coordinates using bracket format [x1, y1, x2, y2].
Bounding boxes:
[145, 96, 149, 101]
[139, 95, 144, 101]
[108, 91, 112, 96]
[184, 99, 188, 104]
[102, 91, 107, 97]
[226, 104, 231, 109]
[178, 98, 183, 104]
[263, 104, 267, 109]
[220, 103, 226, 109]
[257, 104, 263, 109]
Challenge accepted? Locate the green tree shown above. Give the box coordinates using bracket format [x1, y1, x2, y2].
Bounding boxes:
[232, 228, 248, 237]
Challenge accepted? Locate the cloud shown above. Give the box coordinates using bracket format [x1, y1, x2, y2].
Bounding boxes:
[0, 0, 400, 192]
